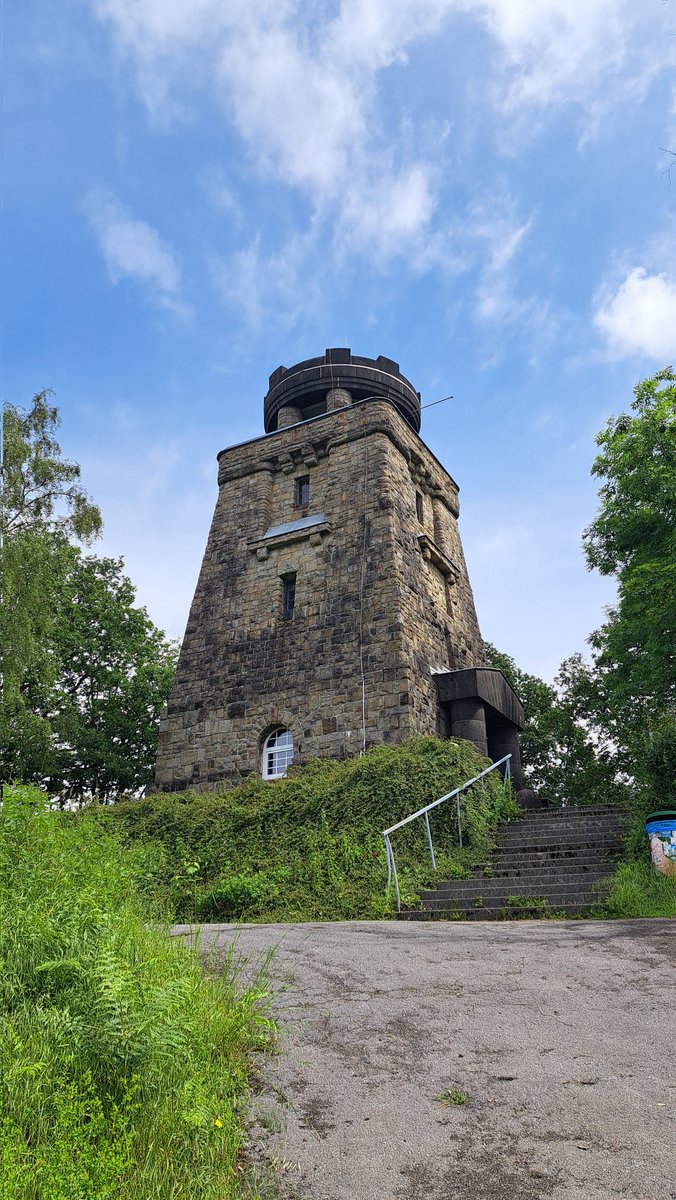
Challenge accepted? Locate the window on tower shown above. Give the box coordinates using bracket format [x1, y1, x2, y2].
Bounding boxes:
[282, 573, 296, 619]
[294, 475, 310, 506]
[416, 492, 424, 523]
[262, 727, 294, 779]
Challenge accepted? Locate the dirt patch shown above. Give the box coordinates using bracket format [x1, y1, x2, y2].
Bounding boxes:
[299, 1095, 336, 1139]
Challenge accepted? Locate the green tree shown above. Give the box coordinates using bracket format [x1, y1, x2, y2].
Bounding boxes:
[484, 643, 622, 806]
[1, 392, 102, 776]
[583, 367, 676, 710]
[1, 393, 177, 800]
[2, 390, 102, 542]
[580, 368, 676, 829]
[32, 556, 178, 802]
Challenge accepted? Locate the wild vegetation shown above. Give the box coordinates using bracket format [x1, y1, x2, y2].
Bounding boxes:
[483, 641, 626, 809]
[0, 392, 177, 800]
[0, 370, 673, 1197]
[489, 368, 675, 860]
[596, 862, 676, 919]
[0, 373, 673, 1194]
[107, 737, 518, 922]
[0, 784, 274, 1200]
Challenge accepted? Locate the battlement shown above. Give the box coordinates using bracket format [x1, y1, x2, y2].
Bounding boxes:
[263, 347, 421, 433]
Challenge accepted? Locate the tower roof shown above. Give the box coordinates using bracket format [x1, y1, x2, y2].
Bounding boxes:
[263, 347, 421, 433]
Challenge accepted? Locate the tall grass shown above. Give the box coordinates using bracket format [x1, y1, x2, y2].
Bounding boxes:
[597, 861, 676, 918]
[0, 785, 274, 1199]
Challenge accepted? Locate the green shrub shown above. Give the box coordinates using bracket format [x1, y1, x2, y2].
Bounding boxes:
[0, 785, 273, 1199]
[194, 872, 277, 920]
[108, 737, 518, 921]
[596, 861, 676, 918]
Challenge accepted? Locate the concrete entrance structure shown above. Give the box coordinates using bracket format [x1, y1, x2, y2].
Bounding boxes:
[154, 349, 524, 792]
[435, 666, 525, 788]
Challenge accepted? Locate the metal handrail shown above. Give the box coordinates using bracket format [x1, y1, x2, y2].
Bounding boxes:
[382, 755, 512, 911]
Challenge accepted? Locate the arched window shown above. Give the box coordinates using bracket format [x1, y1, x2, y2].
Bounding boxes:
[262, 728, 294, 780]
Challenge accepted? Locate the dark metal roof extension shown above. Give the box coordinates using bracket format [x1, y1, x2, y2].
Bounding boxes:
[434, 668, 526, 729]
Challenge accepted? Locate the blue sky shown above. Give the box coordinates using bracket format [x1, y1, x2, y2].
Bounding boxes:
[5, 1, 676, 680]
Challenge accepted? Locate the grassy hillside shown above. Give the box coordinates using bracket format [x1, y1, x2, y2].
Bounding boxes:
[108, 737, 518, 922]
[0, 785, 274, 1200]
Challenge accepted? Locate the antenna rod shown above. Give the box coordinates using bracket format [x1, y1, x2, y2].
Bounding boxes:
[420, 393, 454, 411]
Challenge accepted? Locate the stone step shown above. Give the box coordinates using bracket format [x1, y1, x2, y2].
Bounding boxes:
[510, 808, 621, 821]
[478, 844, 618, 859]
[493, 848, 620, 863]
[502, 806, 621, 822]
[399, 899, 602, 921]
[495, 844, 621, 858]
[472, 860, 614, 878]
[420, 879, 610, 904]
[499, 823, 621, 839]
[423, 871, 613, 899]
[515, 804, 620, 816]
[495, 835, 621, 851]
[501, 815, 621, 830]
[499, 817, 621, 833]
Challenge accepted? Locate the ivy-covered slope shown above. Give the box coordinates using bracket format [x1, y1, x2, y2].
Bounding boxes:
[108, 737, 518, 922]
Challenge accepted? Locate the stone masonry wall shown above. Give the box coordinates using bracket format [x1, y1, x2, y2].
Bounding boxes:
[154, 400, 484, 791]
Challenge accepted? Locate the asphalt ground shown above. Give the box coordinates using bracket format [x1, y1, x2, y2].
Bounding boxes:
[173, 919, 675, 1200]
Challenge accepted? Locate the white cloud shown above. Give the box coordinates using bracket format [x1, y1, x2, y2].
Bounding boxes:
[469, 0, 631, 110]
[90, 2, 672, 235]
[208, 227, 323, 331]
[466, 202, 532, 320]
[338, 164, 437, 256]
[594, 267, 676, 362]
[89, 0, 675, 323]
[453, 196, 556, 348]
[85, 192, 190, 318]
[94, 1, 446, 258]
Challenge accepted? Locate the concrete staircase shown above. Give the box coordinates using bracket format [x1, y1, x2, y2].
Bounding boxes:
[399, 804, 624, 921]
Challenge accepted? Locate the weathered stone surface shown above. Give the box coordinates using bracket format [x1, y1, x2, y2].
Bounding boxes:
[154, 394, 487, 792]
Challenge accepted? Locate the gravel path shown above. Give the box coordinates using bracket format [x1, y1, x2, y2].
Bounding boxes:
[174, 919, 675, 1200]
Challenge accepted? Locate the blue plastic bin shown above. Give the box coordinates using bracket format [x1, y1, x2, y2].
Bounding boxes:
[645, 811, 676, 876]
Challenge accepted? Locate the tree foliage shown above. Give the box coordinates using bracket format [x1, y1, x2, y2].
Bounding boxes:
[581, 369, 676, 825]
[1, 393, 177, 800]
[1, 393, 101, 713]
[483, 643, 621, 806]
[485, 371, 676, 821]
[583, 367, 676, 711]
[3, 390, 102, 542]
[6, 555, 178, 801]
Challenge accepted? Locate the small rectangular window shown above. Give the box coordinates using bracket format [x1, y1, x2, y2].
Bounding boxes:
[295, 475, 310, 506]
[416, 492, 424, 523]
[283, 574, 296, 620]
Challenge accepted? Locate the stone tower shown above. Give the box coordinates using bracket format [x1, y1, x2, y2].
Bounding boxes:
[155, 349, 523, 792]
